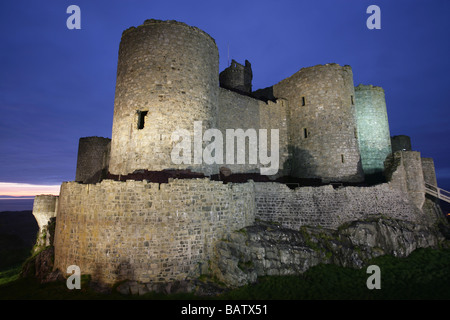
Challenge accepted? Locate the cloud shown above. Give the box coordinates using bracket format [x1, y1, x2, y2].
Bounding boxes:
[0, 182, 60, 197]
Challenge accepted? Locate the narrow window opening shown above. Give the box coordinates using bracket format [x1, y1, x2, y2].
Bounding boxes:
[303, 128, 308, 139]
[351, 95, 354, 105]
[301, 96, 306, 106]
[341, 154, 345, 163]
[137, 111, 148, 130]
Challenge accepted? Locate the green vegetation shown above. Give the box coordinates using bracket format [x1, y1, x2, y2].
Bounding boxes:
[220, 248, 450, 300]
[237, 259, 254, 272]
[0, 247, 449, 300]
[0, 266, 21, 286]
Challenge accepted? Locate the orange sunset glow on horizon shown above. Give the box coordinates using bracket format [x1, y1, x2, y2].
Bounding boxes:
[0, 182, 61, 197]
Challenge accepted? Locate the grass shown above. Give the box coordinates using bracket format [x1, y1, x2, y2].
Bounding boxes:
[220, 248, 450, 300]
[0, 265, 21, 286]
[0, 247, 449, 300]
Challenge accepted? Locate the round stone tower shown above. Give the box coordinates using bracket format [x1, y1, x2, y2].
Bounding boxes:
[108, 19, 219, 176]
[354, 84, 392, 177]
[391, 135, 412, 152]
[273, 63, 364, 183]
[32, 195, 58, 249]
[219, 59, 253, 93]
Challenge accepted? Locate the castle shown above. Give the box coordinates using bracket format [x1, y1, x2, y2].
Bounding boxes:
[32, 19, 444, 289]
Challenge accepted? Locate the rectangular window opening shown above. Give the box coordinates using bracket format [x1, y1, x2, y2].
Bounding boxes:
[303, 128, 308, 139]
[137, 111, 148, 130]
[351, 95, 354, 105]
[341, 154, 345, 163]
[301, 96, 306, 106]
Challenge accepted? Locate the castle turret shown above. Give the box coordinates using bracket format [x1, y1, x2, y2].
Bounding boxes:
[108, 19, 219, 176]
[75, 136, 111, 183]
[391, 135, 412, 152]
[219, 59, 253, 93]
[32, 195, 58, 249]
[354, 84, 392, 179]
[273, 63, 364, 183]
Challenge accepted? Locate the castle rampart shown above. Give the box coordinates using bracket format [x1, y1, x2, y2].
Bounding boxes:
[254, 182, 423, 230]
[53, 178, 255, 285]
[32, 195, 58, 248]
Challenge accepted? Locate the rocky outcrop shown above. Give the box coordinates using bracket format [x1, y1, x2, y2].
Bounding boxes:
[213, 217, 447, 287]
[20, 246, 64, 283]
[114, 279, 227, 296]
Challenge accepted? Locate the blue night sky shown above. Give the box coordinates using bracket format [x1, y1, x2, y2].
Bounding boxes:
[1, 0, 449, 191]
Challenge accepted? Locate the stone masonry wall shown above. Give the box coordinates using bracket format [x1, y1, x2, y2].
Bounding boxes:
[384, 151, 426, 209]
[421, 157, 438, 187]
[32, 195, 58, 248]
[254, 182, 423, 230]
[354, 84, 392, 176]
[259, 98, 290, 177]
[53, 179, 255, 285]
[217, 88, 289, 177]
[75, 136, 111, 184]
[272, 64, 364, 182]
[109, 19, 219, 176]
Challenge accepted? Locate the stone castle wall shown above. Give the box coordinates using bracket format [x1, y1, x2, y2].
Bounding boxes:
[75, 137, 111, 184]
[219, 59, 253, 93]
[108, 19, 219, 176]
[384, 151, 426, 209]
[217, 88, 290, 176]
[354, 84, 392, 176]
[422, 157, 437, 186]
[32, 195, 58, 248]
[254, 182, 423, 230]
[53, 179, 255, 285]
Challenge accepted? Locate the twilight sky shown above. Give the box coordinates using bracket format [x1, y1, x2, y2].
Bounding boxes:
[0, 0, 449, 196]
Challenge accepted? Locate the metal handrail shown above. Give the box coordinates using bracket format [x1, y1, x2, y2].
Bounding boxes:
[425, 183, 450, 203]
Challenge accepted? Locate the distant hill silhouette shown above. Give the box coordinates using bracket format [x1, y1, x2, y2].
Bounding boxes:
[0, 210, 38, 269]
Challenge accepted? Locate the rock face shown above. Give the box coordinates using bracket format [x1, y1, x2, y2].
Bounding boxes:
[213, 218, 446, 287]
[20, 246, 64, 284]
